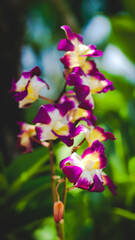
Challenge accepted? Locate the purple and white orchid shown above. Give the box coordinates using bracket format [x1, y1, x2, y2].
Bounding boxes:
[33, 103, 75, 147]
[66, 70, 114, 104]
[60, 140, 117, 195]
[58, 25, 103, 69]
[73, 123, 116, 147]
[16, 121, 36, 153]
[10, 66, 49, 108]
[59, 91, 96, 124]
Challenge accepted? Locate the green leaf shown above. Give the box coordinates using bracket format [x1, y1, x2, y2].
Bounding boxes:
[0, 173, 8, 192]
[6, 147, 49, 183]
[4, 147, 50, 197]
[128, 156, 135, 176]
[114, 208, 135, 220]
[15, 175, 51, 212]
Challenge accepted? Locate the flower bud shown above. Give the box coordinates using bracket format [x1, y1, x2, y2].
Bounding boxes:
[53, 201, 64, 223]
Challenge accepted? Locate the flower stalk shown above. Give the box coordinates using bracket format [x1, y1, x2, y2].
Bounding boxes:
[49, 140, 56, 204]
[49, 140, 66, 240]
[39, 95, 55, 104]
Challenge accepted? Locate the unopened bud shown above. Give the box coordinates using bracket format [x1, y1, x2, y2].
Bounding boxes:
[53, 201, 64, 223]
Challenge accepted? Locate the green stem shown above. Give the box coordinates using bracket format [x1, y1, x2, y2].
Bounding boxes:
[49, 141, 63, 239]
[39, 95, 55, 104]
[58, 177, 67, 240]
[62, 177, 67, 207]
[49, 140, 56, 204]
[60, 220, 65, 240]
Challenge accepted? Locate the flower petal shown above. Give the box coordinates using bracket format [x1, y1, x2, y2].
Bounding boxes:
[88, 174, 105, 192]
[60, 55, 70, 68]
[82, 60, 97, 75]
[75, 84, 90, 102]
[73, 66, 86, 76]
[60, 152, 82, 169]
[61, 25, 76, 41]
[75, 169, 93, 189]
[102, 174, 117, 196]
[57, 39, 75, 51]
[91, 126, 116, 142]
[35, 125, 56, 141]
[67, 73, 83, 86]
[51, 129, 73, 147]
[60, 152, 83, 182]
[87, 45, 103, 57]
[16, 122, 36, 153]
[81, 140, 107, 169]
[27, 66, 41, 77]
[56, 100, 75, 117]
[74, 33, 83, 43]
[78, 99, 94, 111]
[13, 86, 28, 102]
[33, 105, 53, 124]
[62, 165, 83, 183]
[9, 78, 17, 93]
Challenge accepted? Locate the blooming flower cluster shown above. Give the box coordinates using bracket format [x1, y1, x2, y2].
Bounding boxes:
[10, 25, 116, 196]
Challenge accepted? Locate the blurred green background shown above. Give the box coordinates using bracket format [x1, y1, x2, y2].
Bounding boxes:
[0, 0, 135, 239]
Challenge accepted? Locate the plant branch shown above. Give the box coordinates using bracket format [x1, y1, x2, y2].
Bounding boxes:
[49, 140, 63, 239]
[39, 95, 55, 104]
[32, 137, 50, 148]
[62, 177, 67, 207]
[71, 138, 85, 153]
[49, 140, 56, 204]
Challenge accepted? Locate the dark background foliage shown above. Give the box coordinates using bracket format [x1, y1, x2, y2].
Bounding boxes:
[0, 0, 135, 239]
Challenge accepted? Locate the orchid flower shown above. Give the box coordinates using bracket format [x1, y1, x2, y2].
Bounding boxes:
[66, 70, 114, 104]
[73, 123, 116, 147]
[60, 140, 117, 195]
[58, 25, 103, 69]
[33, 103, 75, 147]
[59, 91, 96, 124]
[16, 121, 36, 153]
[10, 66, 49, 108]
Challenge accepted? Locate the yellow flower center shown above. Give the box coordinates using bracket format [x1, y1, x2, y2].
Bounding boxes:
[53, 121, 69, 135]
[83, 152, 100, 171]
[27, 83, 37, 100]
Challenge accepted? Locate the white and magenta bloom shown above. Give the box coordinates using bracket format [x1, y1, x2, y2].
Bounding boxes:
[16, 122, 36, 153]
[10, 66, 49, 108]
[73, 124, 116, 147]
[66, 71, 114, 104]
[33, 103, 75, 147]
[59, 91, 96, 125]
[60, 140, 117, 195]
[58, 25, 103, 69]
[63, 60, 97, 81]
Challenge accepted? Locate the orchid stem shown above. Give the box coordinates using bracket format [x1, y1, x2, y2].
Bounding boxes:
[62, 177, 67, 207]
[39, 95, 55, 104]
[71, 138, 85, 153]
[49, 140, 56, 204]
[56, 178, 65, 202]
[67, 186, 76, 192]
[32, 137, 50, 148]
[49, 140, 64, 239]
